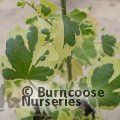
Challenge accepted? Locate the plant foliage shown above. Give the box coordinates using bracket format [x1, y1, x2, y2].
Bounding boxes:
[0, 0, 120, 120]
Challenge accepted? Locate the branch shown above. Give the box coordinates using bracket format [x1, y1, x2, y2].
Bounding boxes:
[29, 80, 38, 91]
[24, 1, 53, 26]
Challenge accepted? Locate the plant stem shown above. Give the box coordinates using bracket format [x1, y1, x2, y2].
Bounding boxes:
[61, 0, 72, 81]
[66, 56, 72, 81]
[61, 0, 67, 15]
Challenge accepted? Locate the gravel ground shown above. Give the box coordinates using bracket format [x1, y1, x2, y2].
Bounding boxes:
[0, 0, 120, 120]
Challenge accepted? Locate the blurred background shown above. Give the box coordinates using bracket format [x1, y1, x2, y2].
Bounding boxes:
[0, 0, 120, 119]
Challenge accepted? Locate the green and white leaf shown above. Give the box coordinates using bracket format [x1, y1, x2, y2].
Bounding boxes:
[91, 64, 120, 108]
[53, 108, 74, 120]
[62, 15, 80, 46]
[102, 34, 116, 56]
[73, 39, 97, 65]
[2, 26, 54, 81]
[16, 107, 35, 120]
[36, 0, 58, 17]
